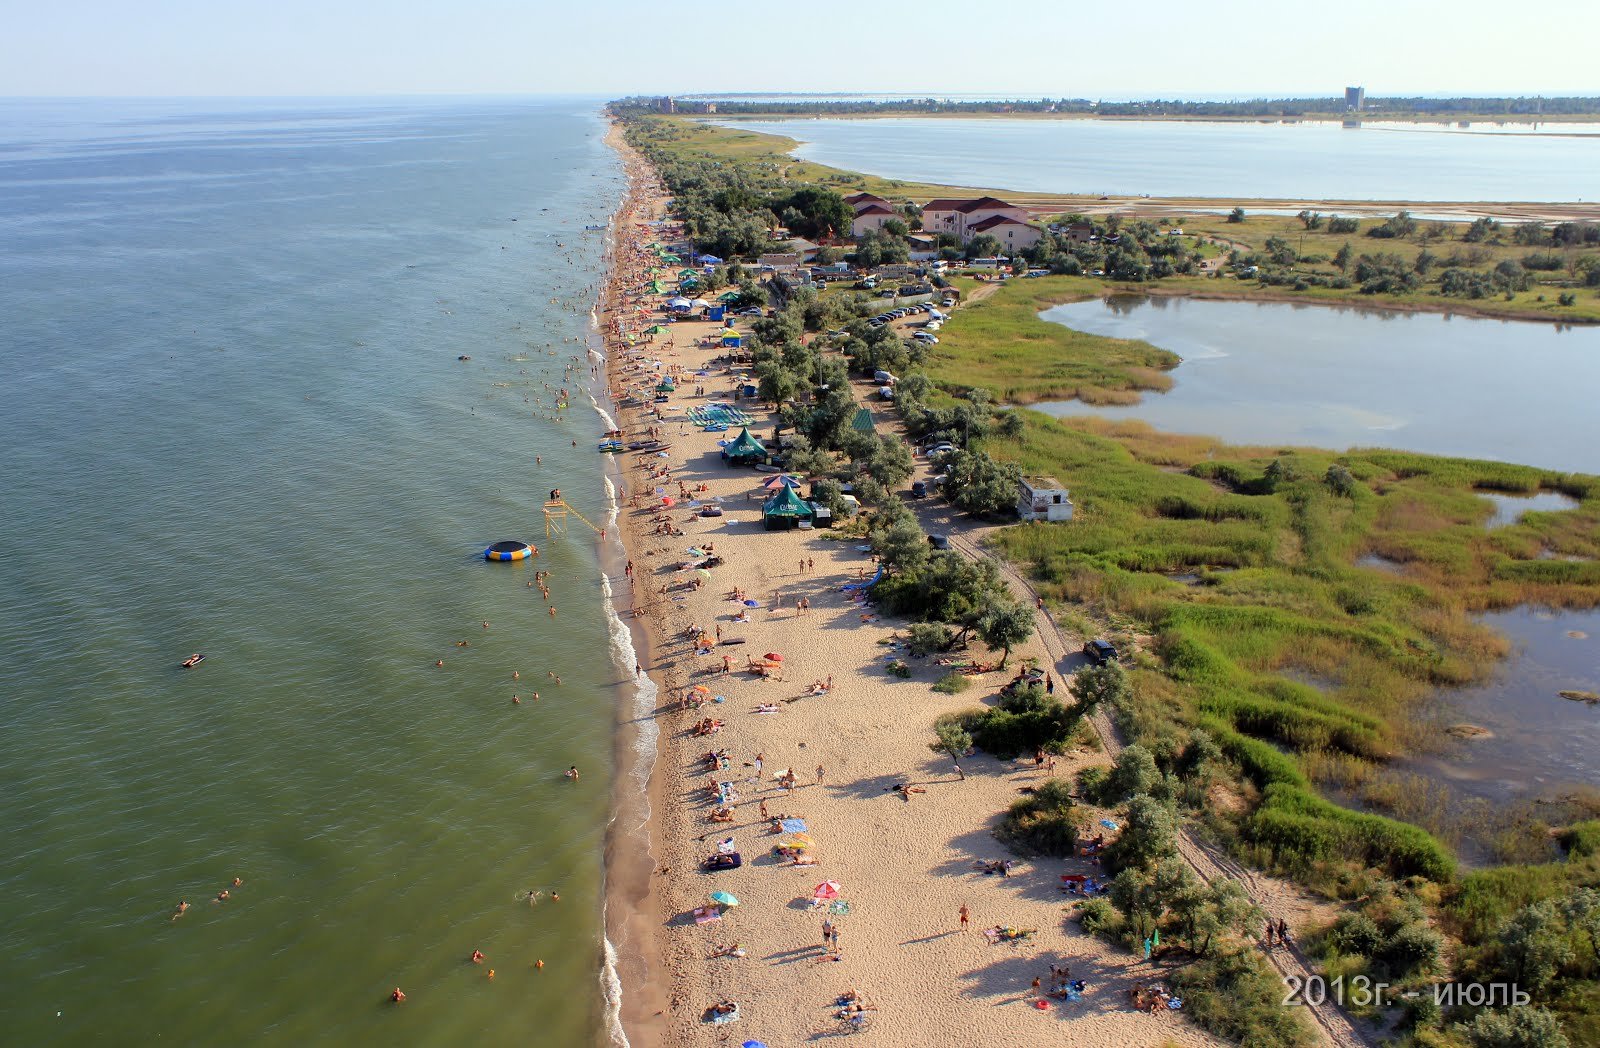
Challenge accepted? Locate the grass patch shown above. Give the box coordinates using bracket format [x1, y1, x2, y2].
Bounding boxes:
[932, 671, 972, 694]
[1169, 945, 1317, 1048]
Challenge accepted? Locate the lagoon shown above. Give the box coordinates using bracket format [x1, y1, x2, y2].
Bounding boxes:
[1033, 296, 1600, 474]
[720, 117, 1600, 202]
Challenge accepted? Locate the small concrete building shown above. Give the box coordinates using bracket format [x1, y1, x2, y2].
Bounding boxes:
[1018, 476, 1073, 522]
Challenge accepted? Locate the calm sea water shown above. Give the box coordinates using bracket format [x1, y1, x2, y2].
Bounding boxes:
[1034, 296, 1600, 473]
[0, 98, 627, 1045]
[721, 117, 1600, 202]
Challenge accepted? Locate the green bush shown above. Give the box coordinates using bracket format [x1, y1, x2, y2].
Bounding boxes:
[1326, 912, 1384, 957]
[1379, 922, 1443, 976]
[1169, 946, 1315, 1048]
[1559, 820, 1600, 858]
[998, 778, 1084, 856]
[1246, 783, 1456, 882]
[1076, 896, 1121, 936]
[905, 622, 955, 657]
[932, 671, 971, 695]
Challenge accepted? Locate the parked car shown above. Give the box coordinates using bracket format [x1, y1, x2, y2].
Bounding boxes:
[878, 386, 895, 400]
[911, 480, 928, 498]
[927, 534, 951, 550]
[912, 332, 938, 344]
[737, 307, 763, 316]
[1082, 639, 1119, 665]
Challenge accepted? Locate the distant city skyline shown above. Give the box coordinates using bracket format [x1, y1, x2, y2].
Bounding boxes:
[2, 0, 1597, 98]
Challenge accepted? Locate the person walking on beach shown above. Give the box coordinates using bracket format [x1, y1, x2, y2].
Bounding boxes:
[958, 903, 969, 931]
[815, 764, 825, 785]
[753, 753, 763, 782]
[821, 918, 834, 950]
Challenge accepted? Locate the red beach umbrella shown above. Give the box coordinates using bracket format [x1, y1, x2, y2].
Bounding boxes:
[764, 652, 783, 662]
[812, 881, 841, 900]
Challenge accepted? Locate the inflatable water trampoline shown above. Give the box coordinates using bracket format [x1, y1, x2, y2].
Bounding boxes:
[484, 540, 536, 562]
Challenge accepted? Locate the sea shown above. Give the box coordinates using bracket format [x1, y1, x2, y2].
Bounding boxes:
[717, 117, 1600, 202]
[0, 97, 638, 1045]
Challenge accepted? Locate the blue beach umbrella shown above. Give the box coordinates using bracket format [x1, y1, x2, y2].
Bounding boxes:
[742, 1042, 769, 1048]
[710, 891, 739, 907]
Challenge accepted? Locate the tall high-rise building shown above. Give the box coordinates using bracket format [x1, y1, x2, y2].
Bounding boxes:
[1345, 86, 1365, 111]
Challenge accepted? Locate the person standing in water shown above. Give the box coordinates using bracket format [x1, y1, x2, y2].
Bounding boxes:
[565, 766, 579, 782]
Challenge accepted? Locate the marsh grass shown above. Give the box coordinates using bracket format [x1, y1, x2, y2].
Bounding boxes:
[974, 402, 1599, 877]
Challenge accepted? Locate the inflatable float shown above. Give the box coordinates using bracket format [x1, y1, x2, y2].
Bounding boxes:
[484, 540, 536, 562]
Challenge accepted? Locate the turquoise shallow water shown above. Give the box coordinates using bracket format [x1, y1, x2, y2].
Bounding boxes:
[0, 98, 626, 1044]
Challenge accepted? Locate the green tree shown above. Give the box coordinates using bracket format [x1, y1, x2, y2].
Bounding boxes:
[754, 360, 797, 407]
[933, 722, 972, 780]
[1069, 662, 1128, 715]
[966, 233, 1004, 259]
[1109, 794, 1180, 871]
[1227, 207, 1246, 224]
[1562, 888, 1600, 964]
[1324, 463, 1356, 497]
[1462, 1007, 1569, 1048]
[863, 434, 915, 490]
[1106, 744, 1160, 800]
[976, 602, 1034, 667]
[1333, 242, 1354, 272]
[872, 516, 930, 571]
[1171, 877, 1261, 956]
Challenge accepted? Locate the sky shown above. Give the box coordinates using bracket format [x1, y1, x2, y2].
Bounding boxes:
[2, 0, 1597, 99]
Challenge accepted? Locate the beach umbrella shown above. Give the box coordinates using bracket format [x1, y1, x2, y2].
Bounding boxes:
[710, 891, 740, 907]
[743, 599, 760, 607]
[661, 496, 675, 506]
[696, 569, 712, 581]
[779, 818, 807, 833]
[742, 1041, 770, 1048]
[764, 652, 783, 662]
[778, 833, 815, 850]
[812, 881, 841, 900]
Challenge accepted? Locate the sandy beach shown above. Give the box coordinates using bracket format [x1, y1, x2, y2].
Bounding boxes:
[594, 120, 1247, 1048]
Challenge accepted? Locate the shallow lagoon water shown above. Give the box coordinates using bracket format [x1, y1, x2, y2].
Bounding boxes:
[1034, 296, 1600, 474]
[721, 117, 1600, 202]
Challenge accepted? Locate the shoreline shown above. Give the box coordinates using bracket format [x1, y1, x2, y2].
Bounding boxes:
[596, 117, 671, 1048]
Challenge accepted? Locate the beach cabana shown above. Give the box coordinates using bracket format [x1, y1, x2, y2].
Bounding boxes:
[762, 484, 815, 530]
[721, 427, 769, 467]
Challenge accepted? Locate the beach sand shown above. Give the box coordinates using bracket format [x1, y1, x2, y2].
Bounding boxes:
[597, 121, 1231, 1048]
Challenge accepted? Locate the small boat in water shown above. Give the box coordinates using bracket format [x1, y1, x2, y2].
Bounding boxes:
[181, 653, 205, 668]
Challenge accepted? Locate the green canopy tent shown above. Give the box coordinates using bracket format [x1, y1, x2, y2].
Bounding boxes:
[648, 280, 665, 294]
[646, 324, 670, 335]
[720, 427, 769, 467]
[762, 484, 815, 531]
[717, 290, 742, 303]
[850, 407, 876, 434]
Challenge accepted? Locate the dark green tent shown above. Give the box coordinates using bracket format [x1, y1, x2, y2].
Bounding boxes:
[762, 484, 815, 530]
[850, 407, 875, 434]
[721, 427, 769, 466]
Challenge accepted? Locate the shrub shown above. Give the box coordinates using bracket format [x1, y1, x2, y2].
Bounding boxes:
[1378, 921, 1443, 976]
[1327, 912, 1384, 957]
[998, 778, 1084, 855]
[1460, 1005, 1570, 1048]
[1559, 819, 1600, 858]
[906, 622, 955, 657]
[1076, 896, 1121, 936]
[932, 671, 971, 695]
[1170, 946, 1316, 1048]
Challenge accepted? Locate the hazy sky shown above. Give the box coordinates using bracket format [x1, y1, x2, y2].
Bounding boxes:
[3, 0, 1597, 98]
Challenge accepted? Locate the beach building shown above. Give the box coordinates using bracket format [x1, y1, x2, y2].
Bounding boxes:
[759, 252, 803, 273]
[1017, 476, 1073, 522]
[920, 196, 1037, 243]
[906, 233, 940, 261]
[851, 204, 899, 238]
[845, 192, 894, 213]
[965, 214, 1042, 251]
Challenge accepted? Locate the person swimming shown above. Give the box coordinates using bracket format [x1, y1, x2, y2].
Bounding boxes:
[171, 900, 189, 921]
[565, 766, 579, 782]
